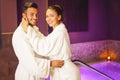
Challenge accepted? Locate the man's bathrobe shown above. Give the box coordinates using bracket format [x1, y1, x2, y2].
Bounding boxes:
[12, 24, 50, 80]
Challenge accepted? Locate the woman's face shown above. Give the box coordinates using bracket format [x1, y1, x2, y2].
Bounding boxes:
[46, 9, 61, 28]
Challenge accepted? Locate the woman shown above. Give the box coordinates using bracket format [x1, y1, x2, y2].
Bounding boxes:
[23, 5, 80, 80]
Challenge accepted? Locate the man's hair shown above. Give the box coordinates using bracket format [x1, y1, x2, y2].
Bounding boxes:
[22, 2, 38, 13]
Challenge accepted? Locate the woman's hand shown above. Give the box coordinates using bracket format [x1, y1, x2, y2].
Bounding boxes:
[21, 17, 29, 33]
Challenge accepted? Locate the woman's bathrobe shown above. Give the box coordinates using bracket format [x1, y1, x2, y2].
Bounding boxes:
[27, 22, 81, 80]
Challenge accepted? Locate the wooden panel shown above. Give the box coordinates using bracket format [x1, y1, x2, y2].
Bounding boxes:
[0, 34, 18, 80]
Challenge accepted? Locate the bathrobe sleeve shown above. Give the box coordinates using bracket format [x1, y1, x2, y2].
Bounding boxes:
[12, 32, 50, 78]
[27, 26, 66, 57]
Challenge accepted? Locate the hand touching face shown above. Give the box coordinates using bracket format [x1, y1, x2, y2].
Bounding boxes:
[23, 7, 38, 26]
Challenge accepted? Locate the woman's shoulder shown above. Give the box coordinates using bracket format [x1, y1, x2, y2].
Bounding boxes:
[57, 22, 67, 31]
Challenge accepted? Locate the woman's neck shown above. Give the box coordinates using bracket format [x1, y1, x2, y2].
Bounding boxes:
[53, 21, 62, 29]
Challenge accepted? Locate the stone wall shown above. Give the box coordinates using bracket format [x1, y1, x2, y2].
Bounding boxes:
[71, 40, 120, 63]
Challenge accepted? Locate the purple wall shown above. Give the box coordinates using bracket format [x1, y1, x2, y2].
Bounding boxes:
[70, 0, 120, 43]
[109, 0, 120, 40]
[69, 0, 109, 43]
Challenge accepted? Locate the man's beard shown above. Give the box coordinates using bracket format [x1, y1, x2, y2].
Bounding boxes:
[28, 23, 34, 27]
[28, 20, 35, 27]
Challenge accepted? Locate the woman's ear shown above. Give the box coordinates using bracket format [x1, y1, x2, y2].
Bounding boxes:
[58, 15, 62, 21]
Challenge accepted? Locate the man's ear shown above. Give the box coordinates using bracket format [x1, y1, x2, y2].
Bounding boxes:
[22, 13, 26, 18]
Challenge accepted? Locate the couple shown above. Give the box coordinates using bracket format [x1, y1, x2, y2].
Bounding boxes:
[12, 2, 80, 80]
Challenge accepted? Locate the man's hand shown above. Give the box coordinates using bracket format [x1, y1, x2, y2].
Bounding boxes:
[50, 60, 64, 68]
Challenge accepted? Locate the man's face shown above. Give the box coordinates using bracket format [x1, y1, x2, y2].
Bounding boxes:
[24, 7, 38, 26]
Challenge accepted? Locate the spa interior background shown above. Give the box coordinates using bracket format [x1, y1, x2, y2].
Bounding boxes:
[0, 0, 120, 80]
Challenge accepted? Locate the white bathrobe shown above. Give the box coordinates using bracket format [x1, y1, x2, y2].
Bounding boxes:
[27, 23, 81, 80]
[12, 24, 50, 80]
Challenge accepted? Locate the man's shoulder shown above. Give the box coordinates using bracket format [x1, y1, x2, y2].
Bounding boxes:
[13, 27, 21, 35]
[13, 26, 26, 39]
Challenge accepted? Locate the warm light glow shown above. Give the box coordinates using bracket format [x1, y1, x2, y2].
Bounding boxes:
[100, 49, 117, 61]
[107, 56, 111, 62]
[107, 56, 111, 60]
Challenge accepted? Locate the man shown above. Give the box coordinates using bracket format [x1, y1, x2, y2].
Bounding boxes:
[12, 2, 64, 80]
